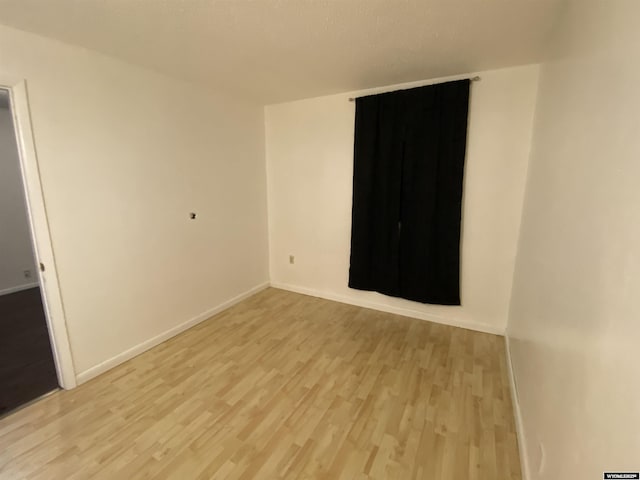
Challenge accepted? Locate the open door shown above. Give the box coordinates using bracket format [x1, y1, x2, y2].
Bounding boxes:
[0, 88, 59, 415]
[0, 79, 76, 415]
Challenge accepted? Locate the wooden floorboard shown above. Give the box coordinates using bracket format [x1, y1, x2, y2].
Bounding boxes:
[0, 288, 521, 479]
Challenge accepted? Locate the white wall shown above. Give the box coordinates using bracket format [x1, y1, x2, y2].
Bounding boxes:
[0, 106, 38, 293]
[507, 1, 640, 477]
[266, 65, 539, 334]
[0, 25, 269, 379]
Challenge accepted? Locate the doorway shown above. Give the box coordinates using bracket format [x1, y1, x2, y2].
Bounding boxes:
[0, 88, 59, 415]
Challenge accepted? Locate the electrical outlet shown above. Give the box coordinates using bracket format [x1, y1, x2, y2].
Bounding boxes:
[289, 255, 295, 264]
[23, 270, 32, 279]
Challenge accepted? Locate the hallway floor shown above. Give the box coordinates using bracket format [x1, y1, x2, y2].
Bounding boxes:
[0, 287, 58, 416]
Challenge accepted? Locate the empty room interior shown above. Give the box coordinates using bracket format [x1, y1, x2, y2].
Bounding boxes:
[0, 1, 638, 479]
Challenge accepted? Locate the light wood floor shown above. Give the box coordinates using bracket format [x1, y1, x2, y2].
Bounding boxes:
[0, 288, 521, 479]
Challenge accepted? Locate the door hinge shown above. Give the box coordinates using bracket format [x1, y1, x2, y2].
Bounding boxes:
[39, 262, 45, 272]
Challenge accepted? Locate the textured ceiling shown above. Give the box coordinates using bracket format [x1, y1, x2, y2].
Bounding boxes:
[0, 0, 563, 104]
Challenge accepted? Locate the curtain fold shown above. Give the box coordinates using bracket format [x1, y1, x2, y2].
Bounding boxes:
[348, 79, 470, 305]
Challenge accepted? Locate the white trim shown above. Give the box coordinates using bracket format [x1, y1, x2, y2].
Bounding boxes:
[2, 78, 77, 389]
[504, 334, 530, 480]
[76, 282, 270, 384]
[270, 281, 505, 335]
[0, 282, 39, 296]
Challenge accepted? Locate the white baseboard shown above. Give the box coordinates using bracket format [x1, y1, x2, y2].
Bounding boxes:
[270, 281, 505, 336]
[0, 282, 39, 296]
[504, 334, 530, 480]
[76, 282, 270, 384]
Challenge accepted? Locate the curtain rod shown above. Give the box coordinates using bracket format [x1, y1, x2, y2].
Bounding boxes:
[348, 76, 480, 102]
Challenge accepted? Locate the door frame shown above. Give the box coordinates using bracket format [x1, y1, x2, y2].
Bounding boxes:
[1, 76, 77, 389]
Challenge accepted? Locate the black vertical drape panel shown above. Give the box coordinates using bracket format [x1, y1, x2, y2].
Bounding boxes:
[348, 79, 470, 305]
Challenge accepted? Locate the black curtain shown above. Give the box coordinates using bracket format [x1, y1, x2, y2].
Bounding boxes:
[348, 79, 470, 305]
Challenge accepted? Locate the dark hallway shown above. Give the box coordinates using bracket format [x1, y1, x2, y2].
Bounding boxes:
[0, 287, 58, 415]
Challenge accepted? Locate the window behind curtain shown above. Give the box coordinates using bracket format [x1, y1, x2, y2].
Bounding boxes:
[348, 79, 470, 305]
